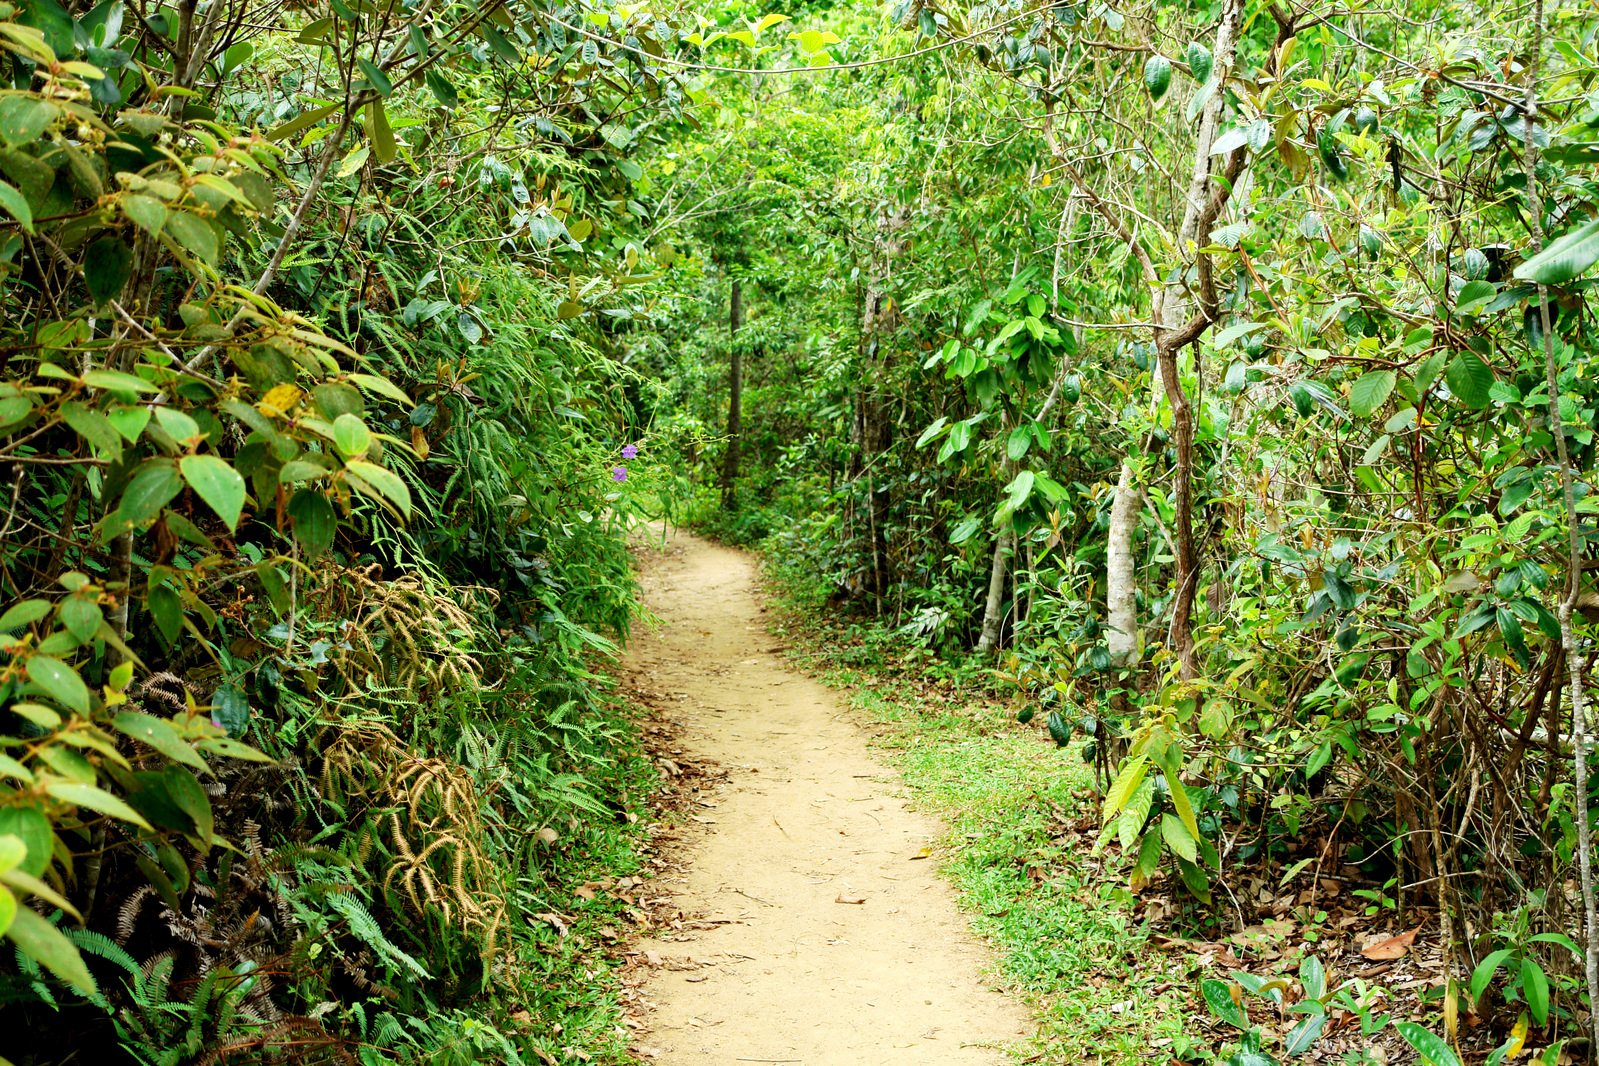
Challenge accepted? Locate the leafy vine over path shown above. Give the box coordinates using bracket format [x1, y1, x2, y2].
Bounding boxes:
[622, 530, 1030, 1063]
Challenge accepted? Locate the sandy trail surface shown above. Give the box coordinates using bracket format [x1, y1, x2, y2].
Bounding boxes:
[622, 530, 1030, 1064]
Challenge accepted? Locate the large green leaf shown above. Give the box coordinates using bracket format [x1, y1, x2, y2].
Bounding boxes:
[83, 237, 132, 304]
[345, 460, 411, 517]
[5, 906, 95, 996]
[1513, 218, 1599, 285]
[1003, 469, 1034, 512]
[179, 454, 246, 531]
[1393, 1022, 1461, 1066]
[332, 412, 372, 458]
[0, 807, 53, 877]
[1201, 978, 1248, 1029]
[0, 178, 32, 232]
[288, 489, 336, 559]
[163, 210, 219, 264]
[111, 712, 208, 771]
[1143, 55, 1172, 100]
[26, 655, 88, 713]
[1348, 370, 1395, 417]
[44, 781, 153, 830]
[0, 96, 58, 147]
[1445, 351, 1494, 408]
[112, 459, 182, 530]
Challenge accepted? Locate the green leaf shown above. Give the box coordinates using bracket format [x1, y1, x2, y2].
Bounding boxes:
[0, 599, 51, 632]
[1348, 370, 1395, 417]
[44, 781, 153, 830]
[332, 412, 371, 458]
[477, 23, 520, 64]
[1202, 978, 1248, 1029]
[210, 685, 249, 736]
[1002, 469, 1035, 512]
[0, 866, 79, 919]
[163, 210, 218, 264]
[1185, 41, 1212, 83]
[344, 460, 411, 517]
[111, 712, 207, 771]
[25, 655, 88, 713]
[0, 178, 32, 232]
[915, 416, 948, 449]
[1213, 321, 1265, 348]
[82, 237, 132, 304]
[1160, 812, 1198, 862]
[1528, 931, 1583, 959]
[0, 807, 52, 876]
[196, 736, 271, 762]
[365, 101, 396, 163]
[60, 401, 122, 460]
[1284, 1013, 1326, 1057]
[57, 596, 102, 644]
[1143, 55, 1172, 101]
[5, 906, 96, 996]
[1393, 1021, 1463, 1066]
[1167, 773, 1201, 843]
[1102, 754, 1149, 820]
[1046, 710, 1070, 747]
[355, 57, 393, 96]
[1445, 351, 1494, 408]
[1300, 954, 1326, 1001]
[1513, 218, 1599, 285]
[179, 454, 246, 531]
[121, 193, 167, 235]
[288, 489, 336, 559]
[0, 836, 23, 875]
[0, 96, 58, 147]
[0, 884, 15, 937]
[1006, 425, 1032, 461]
[1470, 948, 1513, 1000]
[1454, 280, 1496, 315]
[424, 69, 458, 108]
[1521, 958, 1549, 1024]
[146, 583, 183, 644]
[267, 102, 340, 142]
[83, 368, 159, 396]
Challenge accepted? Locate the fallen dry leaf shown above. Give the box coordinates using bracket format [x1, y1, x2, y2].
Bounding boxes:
[910, 846, 932, 860]
[835, 892, 866, 905]
[1360, 927, 1419, 960]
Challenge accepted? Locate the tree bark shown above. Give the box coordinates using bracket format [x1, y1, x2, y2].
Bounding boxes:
[719, 278, 743, 511]
[1105, 459, 1139, 667]
[976, 524, 1014, 655]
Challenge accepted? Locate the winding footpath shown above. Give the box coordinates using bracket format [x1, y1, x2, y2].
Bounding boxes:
[624, 530, 1030, 1064]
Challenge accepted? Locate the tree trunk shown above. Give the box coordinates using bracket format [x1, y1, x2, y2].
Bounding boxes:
[1157, 340, 1199, 680]
[1105, 459, 1139, 667]
[849, 204, 908, 608]
[719, 278, 743, 511]
[976, 524, 1014, 655]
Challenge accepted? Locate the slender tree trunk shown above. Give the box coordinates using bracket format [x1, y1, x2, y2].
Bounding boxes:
[1157, 341, 1199, 679]
[850, 204, 907, 608]
[719, 278, 743, 511]
[1106, 459, 1139, 667]
[976, 525, 1014, 655]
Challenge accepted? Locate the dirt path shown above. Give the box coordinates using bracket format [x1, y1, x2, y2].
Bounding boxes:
[623, 530, 1030, 1064]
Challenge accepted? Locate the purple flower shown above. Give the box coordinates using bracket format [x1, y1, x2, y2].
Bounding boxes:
[612, 466, 627, 482]
[621, 443, 638, 460]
